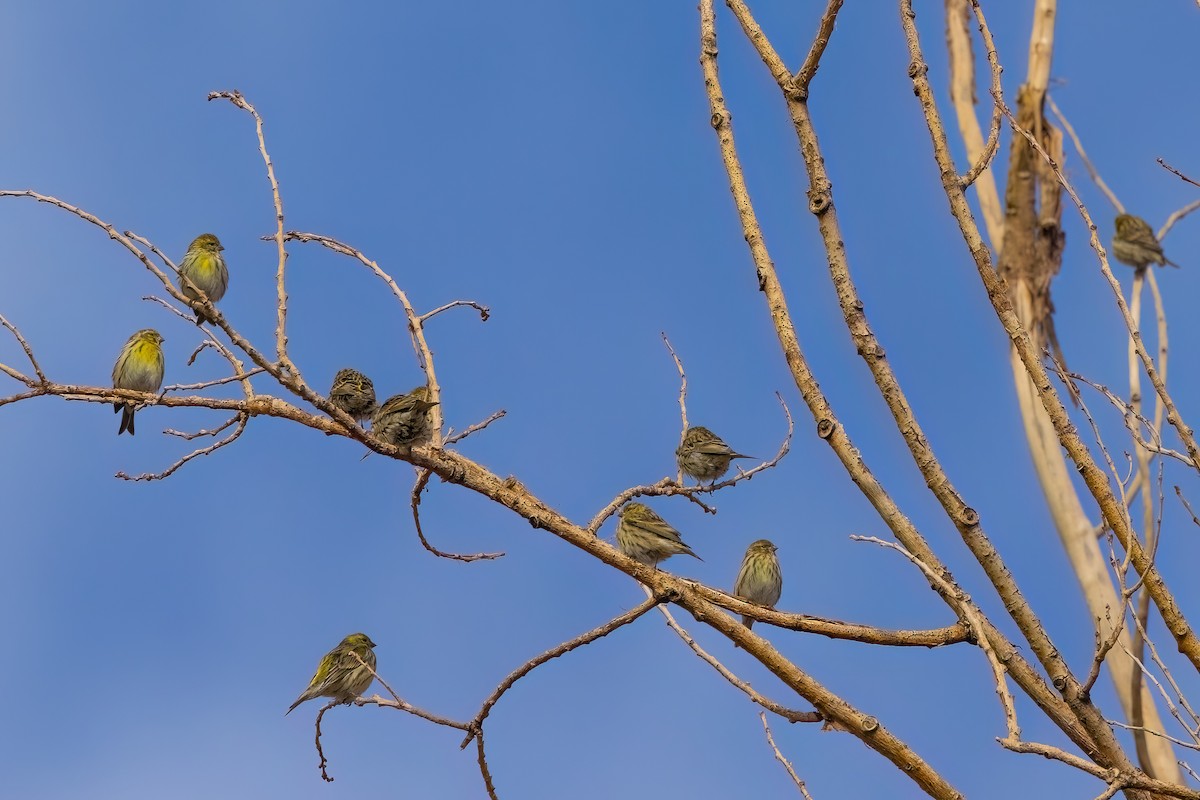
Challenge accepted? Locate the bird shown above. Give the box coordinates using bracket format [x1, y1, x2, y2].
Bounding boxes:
[675, 425, 753, 484]
[371, 386, 438, 447]
[329, 368, 377, 423]
[732, 539, 782, 632]
[615, 502, 701, 567]
[178, 233, 229, 324]
[112, 328, 165, 436]
[286, 633, 378, 715]
[1112, 214, 1179, 270]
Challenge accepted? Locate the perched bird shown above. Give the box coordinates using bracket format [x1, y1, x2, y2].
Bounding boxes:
[329, 368, 376, 423]
[286, 633, 378, 715]
[615, 502, 701, 567]
[1112, 214, 1179, 270]
[178, 233, 229, 324]
[675, 425, 752, 484]
[371, 385, 438, 448]
[111, 328, 165, 436]
[732, 539, 782, 632]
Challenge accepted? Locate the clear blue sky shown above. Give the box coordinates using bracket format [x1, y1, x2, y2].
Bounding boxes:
[3, 2, 1200, 798]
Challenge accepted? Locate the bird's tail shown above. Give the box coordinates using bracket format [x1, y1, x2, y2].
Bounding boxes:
[118, 405, 136, 436]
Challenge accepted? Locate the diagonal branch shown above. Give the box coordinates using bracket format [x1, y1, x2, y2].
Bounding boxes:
[0, 313, 46, 384]
[760, 712, 816, 798]
[116, 413, 248, 481]
[460, 596, 663, 748]
[653, 588, 818, 725]
[793, 0, 843, 94]
[708, 0, 1107, 775]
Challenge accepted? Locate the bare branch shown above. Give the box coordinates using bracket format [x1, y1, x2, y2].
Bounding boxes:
[207, 90, 300, 383]
[1158, 198, 1200, 242]
[163, 367, 269, 395]
[760, 712, 816, 798]
[444, 410, 506, 445]
[411, 469, 504, 562]
[116, 414, 249, 481]
[475, 727, 500, 800]
[851, 536, 1018, 739]
[653, 589, 819, 725]
[1157, 158, 1200, 191]
[997, 101, 1199, 474]
[688, 582, 969, 647]
[952, 0, 1004, 193]
[279, 230, 447, 439]
[1046, 95, 1122, 213]
[314, 702, 337, 783]
[125, 230, 179, 273]
[587, 393, 792, 535]
[419, 300, 491, 323]
[164, 414, 240, 441]
[0, 313, 46, 384]
[661, 331, 689, 485]
[1106, 722, 1200, 753]
[461, 596, 662, 748]
[793, 0, 843, 95]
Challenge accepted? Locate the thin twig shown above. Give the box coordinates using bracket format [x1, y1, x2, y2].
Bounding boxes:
[652, 586, 818, 724]
[1157, 159, 1200, 190]
[1158, 198, 1200, 242]
[411, 469, 504, 562]
[661, 331, 689, 485]
[0, 313, 46, 384]
[760, 712, 816, 798]
[475, 727, 500, 800]
[348, 650, 471, 731]
[419, 300, 491, 323]
[1064, 373, 1189, 467]
[688, 581, 968, 647]
[1046, 95, 1122, 213]
[1106, 722, 1200, 752]
[586, 393, 792, 535]
[208, 90, 300, 383]
[163, 414, 240, 441]
[461, 597, 662, 748]
[116, 414, 248, 481]
[314, 702, 336, 782]
[163, 367, 269, 394]
[851, 536, 1018, 739]
[142, 294, 257, 400]
[955, 0, 1003, 191]
[944, 0, 1004, 239]
[445, 410, 506, 445]
[1176, 487, 1200, 529]
[125, 230, 179, 274]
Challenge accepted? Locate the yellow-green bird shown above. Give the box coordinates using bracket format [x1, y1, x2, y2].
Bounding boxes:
[1112, 214, 1180, 269]
[732, 539, 782, 631]
[329, 368, 377, 423]
[112, 328, 165, 436]
[615, 502, 701, 567]
[371, 385, 438, 447]
[178, 233, 229, 325]
[676, 425, 752, 485]
[286, 633, 378, 716]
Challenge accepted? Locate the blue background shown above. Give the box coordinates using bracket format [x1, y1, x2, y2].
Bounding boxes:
[3, 2, 1200, 798]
